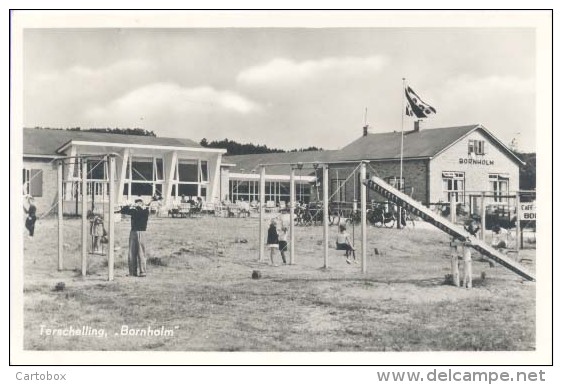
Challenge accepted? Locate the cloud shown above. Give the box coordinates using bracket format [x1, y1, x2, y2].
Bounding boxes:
[30, 59, 155, 100]
[85, 83, 260, 126]
[237, 55, 388, 87]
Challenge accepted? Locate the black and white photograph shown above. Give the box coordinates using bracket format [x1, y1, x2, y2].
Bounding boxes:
[9, 10, 552, 366]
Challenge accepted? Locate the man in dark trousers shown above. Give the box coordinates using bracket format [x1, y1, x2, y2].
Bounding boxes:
[120, 199, 150, 277]
[24, 195, 37, 237]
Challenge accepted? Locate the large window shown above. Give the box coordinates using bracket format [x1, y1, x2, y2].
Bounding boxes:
[442, 172, 465, 203]
[172, 159, 209, 199]
[229, 180, 311, 204]
[468, 139, 485, 155]
[123, 157, 165, 199]
[489, 174, 509, 202]
[86, 159, 108, 197]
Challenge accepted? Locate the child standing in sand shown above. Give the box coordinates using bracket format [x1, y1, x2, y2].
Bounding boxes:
[461, 239, 473, 289]
[278, 227, 289, 265]
[266, 219, 280, 266]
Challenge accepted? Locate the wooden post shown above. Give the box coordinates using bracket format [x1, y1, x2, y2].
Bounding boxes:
[450, 194, 457, 224]
[108, 156, 115, 281]
[259, 166, 266, 262]
[57, 161, 64, 271]
[289, 167, 295, 265]
[463, 258, 473, 289]
[515, 193, 521, 251]
[360, 162, 367, 273]
[81, 158, 88, 276]
[462, 244, 473, 289]
[323, 165, 329, 268]
[451, 254, 460, 287]
[480, 192, 486, 241]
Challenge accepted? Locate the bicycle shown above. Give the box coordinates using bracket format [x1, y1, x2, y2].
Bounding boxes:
[369, 203, 395, 228]
[345, 209, 361, 226]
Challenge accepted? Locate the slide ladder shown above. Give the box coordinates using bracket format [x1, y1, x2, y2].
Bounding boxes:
[363, 176, 535, 281]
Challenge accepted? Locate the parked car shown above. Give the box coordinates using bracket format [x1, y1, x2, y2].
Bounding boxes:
[485, 203, 517, 230]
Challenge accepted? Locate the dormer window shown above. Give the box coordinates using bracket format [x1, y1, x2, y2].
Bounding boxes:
[468, 139, 485, 155]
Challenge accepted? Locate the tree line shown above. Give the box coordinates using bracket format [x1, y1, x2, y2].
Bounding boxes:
[30, 126, 156, 137]
[199, 138, 323, 155]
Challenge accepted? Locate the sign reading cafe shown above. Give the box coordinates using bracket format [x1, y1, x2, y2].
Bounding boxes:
[458, 158, 495, 165]
[519, 202, 536, 221]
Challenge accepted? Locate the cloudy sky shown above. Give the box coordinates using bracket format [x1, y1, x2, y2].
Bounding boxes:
[23, 27, 536, 151]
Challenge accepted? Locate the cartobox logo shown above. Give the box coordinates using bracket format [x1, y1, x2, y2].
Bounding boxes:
[16, 372, 67, 381]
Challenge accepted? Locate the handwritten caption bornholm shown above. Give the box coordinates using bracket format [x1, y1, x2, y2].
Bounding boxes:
[40, 325, 178, 338]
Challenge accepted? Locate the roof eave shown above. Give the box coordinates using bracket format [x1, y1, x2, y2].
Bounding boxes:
[56, 140, 227, 154]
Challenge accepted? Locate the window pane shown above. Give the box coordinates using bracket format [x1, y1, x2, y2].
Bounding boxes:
[132, 158, 153, 181]
[237, 181, 249, 194]
[131, 182, 152, 196]
[200, 161, 208, 182]
[88, 159, 106, 180]
[178, 160, 198, 182]
[178, 184, 197, 197]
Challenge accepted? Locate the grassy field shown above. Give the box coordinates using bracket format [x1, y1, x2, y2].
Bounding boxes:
[22, 214, 536, 352]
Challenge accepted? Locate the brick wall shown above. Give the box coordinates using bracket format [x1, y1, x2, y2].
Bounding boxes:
[22, 158, 58, 215]
[323, 159, 429, 205]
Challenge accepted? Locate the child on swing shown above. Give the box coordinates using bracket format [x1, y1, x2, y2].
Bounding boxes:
[336, 224, 356, 264]
[89, 211, 106, 253]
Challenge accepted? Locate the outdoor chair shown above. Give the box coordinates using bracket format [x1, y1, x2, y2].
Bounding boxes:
[148, 200, 162, 216]
[265, 200, 277, 213]
[178, 202, 191, 218]
[238, 201, 251, 217]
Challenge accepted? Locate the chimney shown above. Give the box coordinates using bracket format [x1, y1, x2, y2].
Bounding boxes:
[414, 120, 421, 132]
[363, 124, 369, 136]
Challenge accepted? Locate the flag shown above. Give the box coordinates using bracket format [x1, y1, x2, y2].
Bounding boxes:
[405, 85, 436, 118]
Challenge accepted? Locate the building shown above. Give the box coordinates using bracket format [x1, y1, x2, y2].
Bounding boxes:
[22, 123, 524, 216]
[224, 123, 525, 213]
[221, 151, 338, 204]
[22, 128, 226, 214]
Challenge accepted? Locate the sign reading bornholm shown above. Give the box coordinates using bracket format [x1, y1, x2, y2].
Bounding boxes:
[458, 158, 495, 165]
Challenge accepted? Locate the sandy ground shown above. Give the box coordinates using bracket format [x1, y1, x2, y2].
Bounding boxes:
[20, 214, 536, 352]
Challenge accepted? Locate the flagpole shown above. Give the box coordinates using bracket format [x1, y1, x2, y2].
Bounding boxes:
[398, 78, 406, 229]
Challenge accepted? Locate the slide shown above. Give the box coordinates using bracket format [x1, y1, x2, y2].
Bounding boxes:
[363, 176, 535, 282]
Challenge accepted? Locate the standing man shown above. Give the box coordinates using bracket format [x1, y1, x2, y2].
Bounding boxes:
[120, 199, 150, 277]
[24, 195, 37, 237]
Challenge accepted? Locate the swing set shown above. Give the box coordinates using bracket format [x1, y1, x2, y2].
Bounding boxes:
[56, 154, 117, 281]
[256, 160, 371, 273]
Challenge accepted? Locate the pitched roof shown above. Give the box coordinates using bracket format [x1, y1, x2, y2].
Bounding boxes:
[333, 124, 479, 161]
[224, 150, 339, 175]
[224, 124, 524, 172]
[23, 128, 202, 156]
